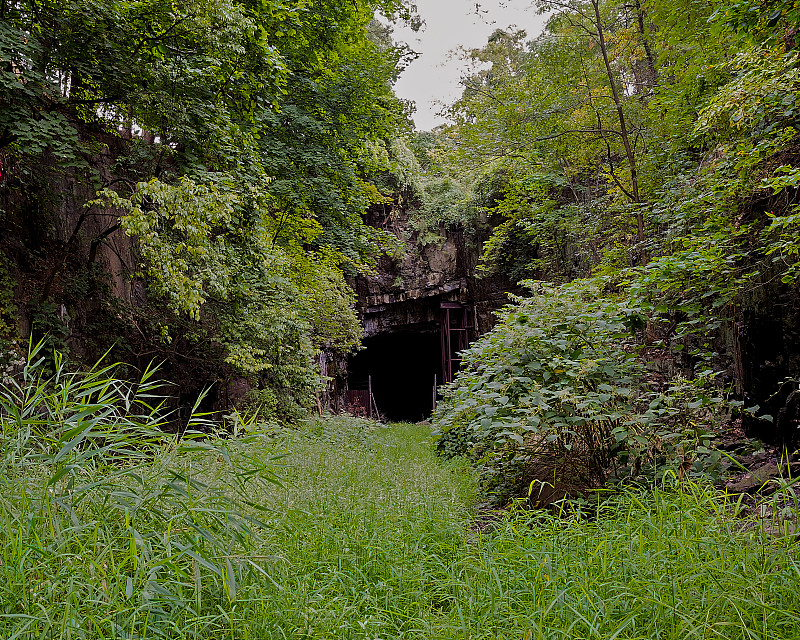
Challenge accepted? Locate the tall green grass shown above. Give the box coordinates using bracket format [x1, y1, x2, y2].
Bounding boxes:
[1, 353, 799, 638]
[0, 347, 283, 638]
[245, 417, 477, 639]
[433, 485, 800, 639]
[257, 419, 800, 640]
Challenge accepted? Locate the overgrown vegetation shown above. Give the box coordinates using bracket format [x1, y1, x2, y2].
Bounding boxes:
[0, 0, 420, 420]
[421, 0, 800, 495]
[2, 355, 799, 638]
[433, 279, 734, 504]
[4, 3, 800, 632]
[0, 346, 284, 636]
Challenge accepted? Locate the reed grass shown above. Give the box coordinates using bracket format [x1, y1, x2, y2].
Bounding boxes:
[1, 352, 799, 638]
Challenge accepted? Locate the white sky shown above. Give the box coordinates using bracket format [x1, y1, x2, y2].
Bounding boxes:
[392, 0, 549, 131]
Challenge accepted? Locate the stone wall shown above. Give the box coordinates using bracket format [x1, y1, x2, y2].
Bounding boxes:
[0, 145, 137, 359]
[351, 206, 511, 340]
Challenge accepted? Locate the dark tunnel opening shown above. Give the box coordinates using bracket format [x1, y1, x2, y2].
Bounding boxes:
[348, 329, 442, 422]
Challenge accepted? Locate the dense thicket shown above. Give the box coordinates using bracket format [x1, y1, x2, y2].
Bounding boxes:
[425, 0, 800, 499]
[0, 0, 417, 419]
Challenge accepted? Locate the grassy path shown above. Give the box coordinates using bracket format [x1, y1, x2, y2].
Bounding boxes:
[253, 418, 477, 638]
[3, 416, 800, 638]
[253, 419, 800, 640]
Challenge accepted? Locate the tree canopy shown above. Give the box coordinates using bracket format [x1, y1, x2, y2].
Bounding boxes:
[0, 0, 419, 419]
[422, 0, 800, 492]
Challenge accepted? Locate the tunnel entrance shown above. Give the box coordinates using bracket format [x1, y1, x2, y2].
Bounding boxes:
[348, 329, 441, 422]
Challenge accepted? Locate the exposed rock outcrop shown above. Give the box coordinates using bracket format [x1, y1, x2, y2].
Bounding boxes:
[342, 206, 512, 420]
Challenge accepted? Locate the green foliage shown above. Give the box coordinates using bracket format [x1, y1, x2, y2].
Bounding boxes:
[629, 214, 755, 334]
[434, 281, 645, 499]
[1, 0, 418, 417]
[424, 0, 790, 288]
[0, 253, 19, 371]
[3, 383, 800, 638]
[477, 171, 586, 282]
[378, 134, 483, 246]
[0, 346, 285, 637]
[433, 279, 739, 501]
[410, 173, 477, 244]
[764, 214, 800, 284]
[760, 156, 800, 284]
[29, 300, 71, 361]
[0, 0, 286, 166]
[697, 47, 800, 136]
[416, 0, 800, 470]
[440, 481, 800, 639]
[96, 177, 241, 319]
[711, 0, 800, 48]
[297, 257, 363, 352]
[91, 171, 362, 421]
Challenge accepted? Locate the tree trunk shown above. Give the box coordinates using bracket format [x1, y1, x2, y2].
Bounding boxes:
[590, 0, 644, 242]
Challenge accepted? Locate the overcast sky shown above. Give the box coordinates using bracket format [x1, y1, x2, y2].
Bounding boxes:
[391, 1, 549, 131]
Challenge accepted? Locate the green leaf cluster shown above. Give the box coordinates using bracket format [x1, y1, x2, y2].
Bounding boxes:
[428, 0, 800, 490]
[434, 280, 733, 501]
[91, 176, 361, 419]
[1, 0, 418, 419]
[433, 281, 641, 498]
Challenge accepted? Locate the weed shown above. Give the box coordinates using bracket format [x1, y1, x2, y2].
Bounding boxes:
[1, 352, 798, 638]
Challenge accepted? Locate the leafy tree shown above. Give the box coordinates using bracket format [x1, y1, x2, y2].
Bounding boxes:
[430, 0, 800, 486]
[711, 0, 800, 49]
[434, 279, 728, 501]
[0, 0, 419, 420]
[0, 0, 287, 165]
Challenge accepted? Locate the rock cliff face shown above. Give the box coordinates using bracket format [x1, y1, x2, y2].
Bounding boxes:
[727, 273, 800, 447]
[342, 207, 511, 422]
[352, 208, 510, 337]
[0, 146, 137, 359]
[0, 144, 229, 417]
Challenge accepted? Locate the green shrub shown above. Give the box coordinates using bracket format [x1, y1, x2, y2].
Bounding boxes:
[433, 279, 731, 503]
[434, 280, 645, 502]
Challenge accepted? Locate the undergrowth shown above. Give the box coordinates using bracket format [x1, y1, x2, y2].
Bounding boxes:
[1, 351, 799, 638]
[436, 484, 800, 639]
[0, 346, 283, 638]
